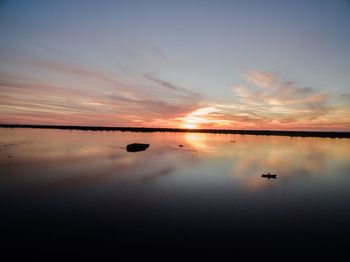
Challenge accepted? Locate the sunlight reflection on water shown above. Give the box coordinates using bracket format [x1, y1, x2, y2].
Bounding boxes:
[0, 128, 350, 256]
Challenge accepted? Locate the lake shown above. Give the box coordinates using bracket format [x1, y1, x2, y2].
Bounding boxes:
[1, 128, 350, 258]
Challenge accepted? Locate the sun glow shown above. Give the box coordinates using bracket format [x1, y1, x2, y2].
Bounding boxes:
[180, 106, 232, 129]
[180, 107, 218, 129]
[182, 123, 198, 129]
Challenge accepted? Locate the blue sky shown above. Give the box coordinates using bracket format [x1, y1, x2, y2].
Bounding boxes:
[1, 0, 350, 130]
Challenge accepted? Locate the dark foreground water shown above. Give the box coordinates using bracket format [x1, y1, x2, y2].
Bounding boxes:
[1, 128, 350, 258]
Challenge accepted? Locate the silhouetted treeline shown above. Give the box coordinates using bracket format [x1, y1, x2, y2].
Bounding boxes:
[0, 124, 349, 138]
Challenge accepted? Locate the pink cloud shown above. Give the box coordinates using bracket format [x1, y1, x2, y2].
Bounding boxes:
[0, 57, 201, 127]
[207, 70, 349, 130]
[244, 70, 275, 88]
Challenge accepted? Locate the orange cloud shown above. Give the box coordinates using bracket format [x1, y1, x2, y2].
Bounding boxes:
[1, 56, 349, 131]
[180, 70, 349, 130]
[0, 57, 200, 127]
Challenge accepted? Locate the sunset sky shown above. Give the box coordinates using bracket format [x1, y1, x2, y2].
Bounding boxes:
[1, 0, 350, 130]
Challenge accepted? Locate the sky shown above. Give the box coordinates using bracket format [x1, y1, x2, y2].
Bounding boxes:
[0, 0, 350, 130]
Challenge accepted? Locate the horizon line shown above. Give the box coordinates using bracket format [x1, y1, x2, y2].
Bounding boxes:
[1, 124, 349, 138]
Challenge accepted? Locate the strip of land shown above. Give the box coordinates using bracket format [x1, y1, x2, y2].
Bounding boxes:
[1, 124, 349, 138]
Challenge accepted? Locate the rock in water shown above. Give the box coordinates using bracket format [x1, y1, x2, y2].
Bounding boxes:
[126, 143, 150, 152]
[261, 173, 277, 179]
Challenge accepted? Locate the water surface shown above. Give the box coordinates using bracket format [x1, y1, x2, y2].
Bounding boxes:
[1, 128, 349, 257]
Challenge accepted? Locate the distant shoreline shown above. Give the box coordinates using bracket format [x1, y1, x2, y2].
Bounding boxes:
[1, 124, 349, 138]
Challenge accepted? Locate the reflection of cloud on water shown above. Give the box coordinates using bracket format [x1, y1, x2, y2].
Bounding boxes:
[141, 167, 175, 182]
[230, 139, 338, 190]
[30, 148, 194, 191]
[0, 129, 198, 191]
[1, 146, 196, 192]
[183, 133, 350, 191]
[0, 141, 28, 152]
[1, 129, 350, 193]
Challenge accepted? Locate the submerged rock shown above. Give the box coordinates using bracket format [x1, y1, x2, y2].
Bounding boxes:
[126, 143, 150, 152]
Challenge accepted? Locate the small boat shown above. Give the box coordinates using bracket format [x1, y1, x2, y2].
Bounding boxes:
[261, 173, 277, 179]
[126, 143, 150, 152]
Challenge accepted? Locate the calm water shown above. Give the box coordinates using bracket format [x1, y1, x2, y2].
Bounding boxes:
[1, 128, 350, 257]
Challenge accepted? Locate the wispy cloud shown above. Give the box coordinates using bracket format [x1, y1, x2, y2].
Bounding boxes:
[1, 55, 349, 131]
[244, 70, 275, 88]
[0, 56, 201, 126]
[180, 70, 349, 130]
[143, 73, 201, 102]
[232, 70, 332, 124]
[340, 93, 350, 101]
